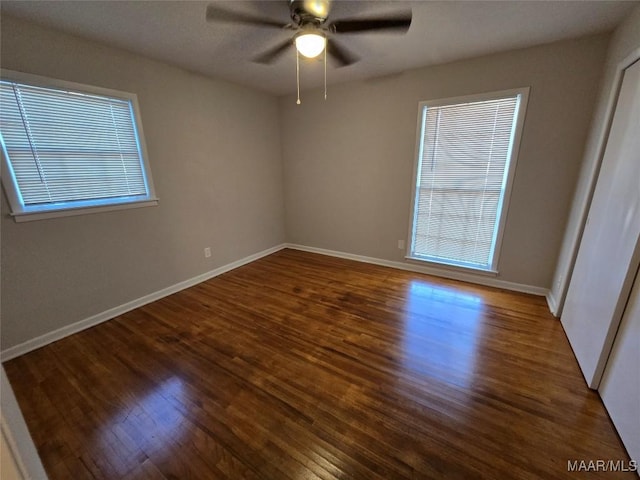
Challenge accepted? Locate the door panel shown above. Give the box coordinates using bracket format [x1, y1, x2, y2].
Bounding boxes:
[561, 59, 640, 387]
[599, 269, 640, 463]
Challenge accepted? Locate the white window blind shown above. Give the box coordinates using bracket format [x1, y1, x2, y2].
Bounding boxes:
[0, 72, 156, 220]
[409, 90, 527, 271]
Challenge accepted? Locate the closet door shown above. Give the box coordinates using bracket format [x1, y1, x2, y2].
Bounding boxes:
[561, 58, 640, 388]
[599, 269, 640, 463]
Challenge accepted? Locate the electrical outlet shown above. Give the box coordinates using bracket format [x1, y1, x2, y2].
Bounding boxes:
[398, 240, 405, 250]
[204, 247, 211, 258]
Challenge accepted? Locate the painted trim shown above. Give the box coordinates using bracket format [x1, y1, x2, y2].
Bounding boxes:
[1, 426, 26, 480]
[1, 366, 49, 479]
[11, 198, 159, 223]
[0, 69, 158, 222]
[406, 87, 530, 273]
[286, 243, 549, 296]
[1, 244, 287, 362]
[546, 290, 559, 317]
[405, 255, 498, 277]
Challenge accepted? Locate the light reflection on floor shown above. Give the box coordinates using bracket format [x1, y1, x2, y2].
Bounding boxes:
[95, 376, 189, 466]
[400, 280, 485, 387]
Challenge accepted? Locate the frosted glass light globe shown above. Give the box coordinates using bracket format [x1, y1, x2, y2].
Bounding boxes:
[295, 33, 326, 58]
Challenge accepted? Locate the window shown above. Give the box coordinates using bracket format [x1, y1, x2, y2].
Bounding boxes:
[408, 88, 529, 272]
[0, 70, 157, 222]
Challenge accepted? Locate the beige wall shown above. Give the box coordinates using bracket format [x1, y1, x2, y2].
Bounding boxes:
[549, 4, 640, 314]
[0, 15, 621, 351]
[0, 16, 286, 350]
[280, 35, 609, 289]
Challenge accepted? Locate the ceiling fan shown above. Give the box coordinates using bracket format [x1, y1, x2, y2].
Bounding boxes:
[205, 0, 412, 67]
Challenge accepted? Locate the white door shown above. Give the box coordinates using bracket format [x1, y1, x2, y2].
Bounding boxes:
[561, 58, 640, 388]
[599, 268, 640, 463]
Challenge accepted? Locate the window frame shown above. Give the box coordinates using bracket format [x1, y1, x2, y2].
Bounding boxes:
[0, 69, 158, 222]
[406, 87, 530, 274]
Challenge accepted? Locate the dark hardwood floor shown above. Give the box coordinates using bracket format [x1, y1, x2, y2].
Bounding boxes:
[4, 249, 632, 479]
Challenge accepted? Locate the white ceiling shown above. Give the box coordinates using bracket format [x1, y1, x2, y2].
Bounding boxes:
[1, 1, 637, 96]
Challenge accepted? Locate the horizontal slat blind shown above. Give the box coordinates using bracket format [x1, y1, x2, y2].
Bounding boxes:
[412, 95, 520, 269]
[0, 80, 148, 207]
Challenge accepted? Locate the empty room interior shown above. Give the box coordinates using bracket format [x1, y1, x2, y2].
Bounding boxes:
[1, 1, 639, 478]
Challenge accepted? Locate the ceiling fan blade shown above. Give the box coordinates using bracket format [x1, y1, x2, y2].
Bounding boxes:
[206, 4, 286, 28]
[253, 39, 293, 64]
[327, 39, 359, 67]
[329, 14, 412, 34]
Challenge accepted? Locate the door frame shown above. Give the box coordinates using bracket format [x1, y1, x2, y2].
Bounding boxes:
[555, 47, 640, 318]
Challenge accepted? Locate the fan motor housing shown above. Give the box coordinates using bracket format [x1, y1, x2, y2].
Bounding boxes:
[289, 0, 331, 25]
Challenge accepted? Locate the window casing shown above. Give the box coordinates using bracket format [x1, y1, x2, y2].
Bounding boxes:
[407, 88, 529, 273]
[0, 70, 157, 222]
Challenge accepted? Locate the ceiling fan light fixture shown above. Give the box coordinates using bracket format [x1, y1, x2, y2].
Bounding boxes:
[295, 31, 326, 58]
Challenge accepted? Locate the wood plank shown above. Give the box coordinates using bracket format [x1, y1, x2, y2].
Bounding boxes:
[4, 249, 633, 479]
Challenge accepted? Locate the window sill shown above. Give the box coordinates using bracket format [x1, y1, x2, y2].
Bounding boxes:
[404, 255, 498, 277]
[10, 199, 159, 223]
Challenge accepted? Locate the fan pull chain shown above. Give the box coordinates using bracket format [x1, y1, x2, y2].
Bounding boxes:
[324, 45, 327, 100]
[296, 49, 301, 105]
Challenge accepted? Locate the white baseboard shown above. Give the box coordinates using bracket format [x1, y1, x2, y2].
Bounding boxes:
[286, 243, 549, 297]
[2, 242, 550, 362]
[1, 244, 287, 362]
